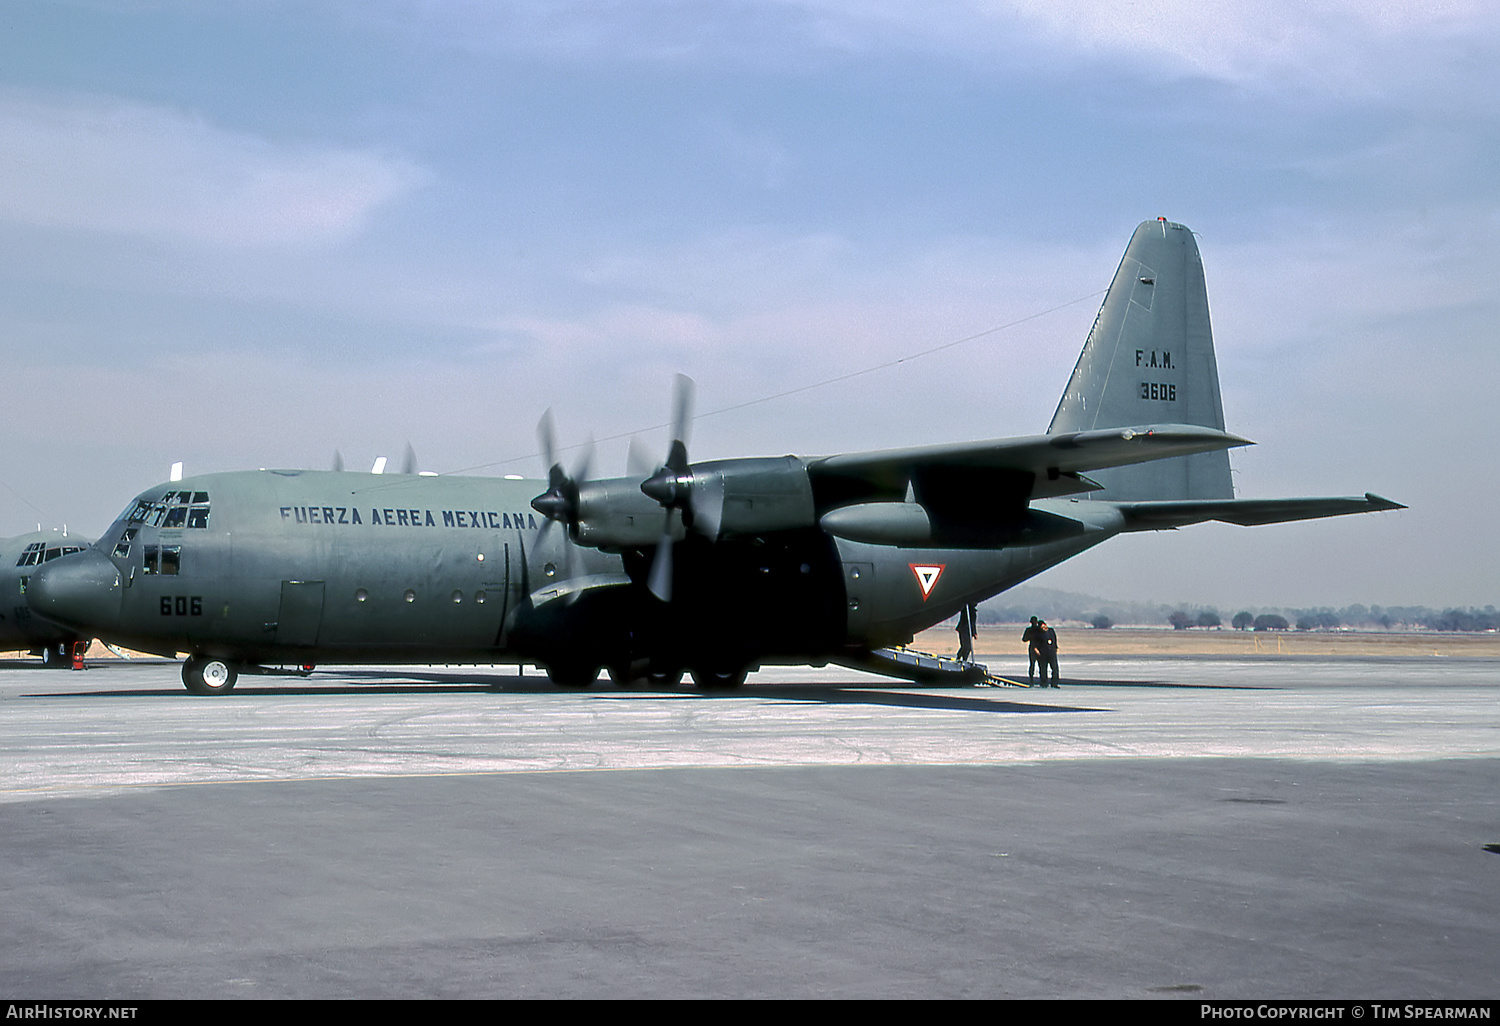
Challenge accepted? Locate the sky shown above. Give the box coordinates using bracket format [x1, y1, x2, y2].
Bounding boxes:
[1, 0, 1495, 610]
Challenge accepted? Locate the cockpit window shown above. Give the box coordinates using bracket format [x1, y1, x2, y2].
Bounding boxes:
[126, 492, 210, 529]
[13, 542, 85, 567]
[112, 528, 138, 558]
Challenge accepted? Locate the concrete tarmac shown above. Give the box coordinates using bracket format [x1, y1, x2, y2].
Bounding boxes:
[2, 656, 1497, 998]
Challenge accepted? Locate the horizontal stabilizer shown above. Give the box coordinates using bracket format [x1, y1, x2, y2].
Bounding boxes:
[1114, 493, 1405, 531]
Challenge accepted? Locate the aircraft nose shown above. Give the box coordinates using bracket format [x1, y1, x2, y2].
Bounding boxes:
[27, 549, 123, 634]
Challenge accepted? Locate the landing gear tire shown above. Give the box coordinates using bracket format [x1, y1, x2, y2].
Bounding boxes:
[547, 662, 599, 688]
[691, 667, 747, 690]
[41, 644, 68, 669]
[607, 664, 650, 687]
[646, 668, 684, 688]
[182, 655, 239, 695]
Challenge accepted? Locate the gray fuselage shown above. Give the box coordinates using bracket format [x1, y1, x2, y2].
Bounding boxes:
[28, 468, 1122, 674]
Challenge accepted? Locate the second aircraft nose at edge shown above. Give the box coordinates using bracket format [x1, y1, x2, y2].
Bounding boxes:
[26, 548, 123, 635]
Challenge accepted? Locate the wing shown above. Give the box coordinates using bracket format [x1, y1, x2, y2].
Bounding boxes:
[807, 423, 1251, 507]
[1113, 494, 1406, 530]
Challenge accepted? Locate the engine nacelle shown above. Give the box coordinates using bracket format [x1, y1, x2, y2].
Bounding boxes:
[820, 502, 932, 546]
[689, 456, 816, 538]
[821, 500, 1100, 548]
[573, 479, 680, 549]
[569, 456, 816, 549]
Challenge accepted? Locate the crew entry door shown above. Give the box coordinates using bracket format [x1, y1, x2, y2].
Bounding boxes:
[276, 580, 325, 647]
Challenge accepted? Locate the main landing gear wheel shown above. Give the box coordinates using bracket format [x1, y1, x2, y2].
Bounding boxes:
[690, 667, 747, 690]
[547, 662, 600, 688]
[608, 664, 659, 688]
[182, 655, 239, 695]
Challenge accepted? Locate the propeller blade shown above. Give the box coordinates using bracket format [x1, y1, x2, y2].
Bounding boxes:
[646, 514, 675, 602]
[670, 373, 693, 457]
[571, 435, 594, 487]
[691, 470, 725, 541]
[400, 443, 418, 476]
[533, 511, 556, 547]
[640, 374, 699, 602]
[331, 450, 345, 472]
[530, 413, 594, 602]
[537, 408, 558, 472]
[626, 436, 653, 478]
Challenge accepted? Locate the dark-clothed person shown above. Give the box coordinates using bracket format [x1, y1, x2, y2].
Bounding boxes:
[1034, 620, 1060, 687]
[1021, 616, 1041, 681]
[955, 603, 978, 662]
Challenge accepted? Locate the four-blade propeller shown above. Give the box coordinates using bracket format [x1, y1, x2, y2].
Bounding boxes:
[529, 409, 594, 586]
[530, 374, 719, 603]
[639, 374, 695, 602]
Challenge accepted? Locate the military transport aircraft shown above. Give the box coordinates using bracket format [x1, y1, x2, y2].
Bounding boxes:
[1, 529, 92, 665]
[26, 219, 1402, 694]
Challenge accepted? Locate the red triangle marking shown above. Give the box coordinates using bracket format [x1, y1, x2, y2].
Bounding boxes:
[909, 563, 945, 600]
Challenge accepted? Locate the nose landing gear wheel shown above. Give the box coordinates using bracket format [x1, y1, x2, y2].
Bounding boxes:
[690, 667, 747, 690]
[183, 655, 239, 695]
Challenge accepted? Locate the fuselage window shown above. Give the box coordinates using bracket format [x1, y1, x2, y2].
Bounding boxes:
[142, 545, 182, 575]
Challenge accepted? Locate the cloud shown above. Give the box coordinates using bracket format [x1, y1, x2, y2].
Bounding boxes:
[356, 0, 1498, 95]
[0, 90, 426, 247]
[998, 0, 1490, 85]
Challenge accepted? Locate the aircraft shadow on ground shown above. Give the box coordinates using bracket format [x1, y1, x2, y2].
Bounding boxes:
[23, 668, 1117, 712]
[21, 661, 1268, 710]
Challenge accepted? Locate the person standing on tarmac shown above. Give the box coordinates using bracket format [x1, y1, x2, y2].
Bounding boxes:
[1035, 619, 1060, 687]
[955, 602, 978, 662]
[1021, 616, 1042, 681]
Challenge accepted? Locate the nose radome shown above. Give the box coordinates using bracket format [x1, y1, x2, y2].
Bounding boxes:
[27, 549, 123, 635]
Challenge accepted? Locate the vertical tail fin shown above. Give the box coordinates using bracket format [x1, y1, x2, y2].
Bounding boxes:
[1048, 218, 1233, 500]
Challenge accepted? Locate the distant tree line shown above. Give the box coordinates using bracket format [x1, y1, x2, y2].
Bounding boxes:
[976, 593, 1499, 632]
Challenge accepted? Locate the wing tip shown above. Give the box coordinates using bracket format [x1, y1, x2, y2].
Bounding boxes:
[1364, 492, 1407, 512]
